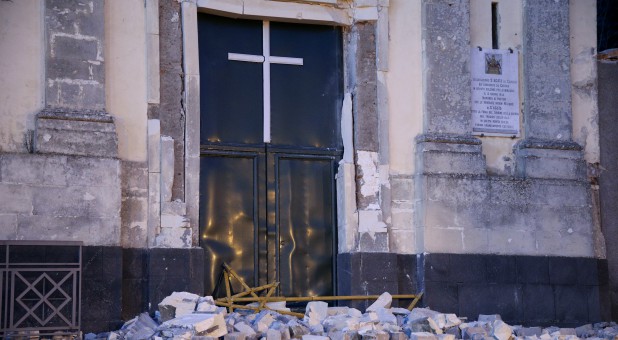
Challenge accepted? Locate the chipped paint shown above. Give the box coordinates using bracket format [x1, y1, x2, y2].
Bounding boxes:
[358, 209, 387, 234]
[357, 150, 380, 198]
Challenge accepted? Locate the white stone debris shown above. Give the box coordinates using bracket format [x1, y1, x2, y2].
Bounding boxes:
[95, 291, 618, 340]
[305, 301, 329, 326]
[196, 296, 219, 313]
[490, 320, 513, 340]
[158, 291, 200, 322]
[366, 292, 392, 312]
[234, 321, 257, 335]
[159, 312, 227, 337]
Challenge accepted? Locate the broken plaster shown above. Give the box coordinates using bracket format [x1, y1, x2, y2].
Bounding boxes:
[356, 150, 380, 198]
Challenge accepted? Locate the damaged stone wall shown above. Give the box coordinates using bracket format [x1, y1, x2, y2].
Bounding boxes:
[143, 0, 193, 249]
[151, 0, 185, 202]
[0, 0, 123, 247]
[409, 0, 608, 322]
[0, 0, 125, 332]
[339, 0, 394, 254]
[0, 154, 121, 244]
[413, 0, 598, 257]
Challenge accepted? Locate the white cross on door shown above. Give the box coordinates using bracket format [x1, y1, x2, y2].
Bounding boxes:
[227, 21, 304, 143]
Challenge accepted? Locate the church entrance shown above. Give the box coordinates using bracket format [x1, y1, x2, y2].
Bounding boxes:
[197, 14, 343, 297]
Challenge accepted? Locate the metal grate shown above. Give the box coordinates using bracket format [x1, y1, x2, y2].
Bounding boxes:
[1, 241, 82, 338]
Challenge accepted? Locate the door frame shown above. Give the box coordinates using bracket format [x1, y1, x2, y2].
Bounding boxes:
[181, 1, 357, 295]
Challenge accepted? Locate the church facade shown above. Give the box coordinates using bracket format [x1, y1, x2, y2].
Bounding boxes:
[0, 0, 614, 333]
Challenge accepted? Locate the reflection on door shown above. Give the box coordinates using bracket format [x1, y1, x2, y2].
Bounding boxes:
[198, 13, 343, 297]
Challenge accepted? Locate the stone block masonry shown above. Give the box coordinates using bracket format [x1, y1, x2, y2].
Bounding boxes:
[338, 252, 610, 326]
[0, 153, 120, 245]
[45, 0, 106, 111]
[420, 253, 610, 326]
[37, 0, 118, 158]
[418, 174, 594, 257]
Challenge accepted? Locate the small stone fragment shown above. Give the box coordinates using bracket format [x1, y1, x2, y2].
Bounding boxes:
[159, 312, 227, 338]
[437, 334, 455, 340]
[444, 314, 461, 328]
[267, 328, 283, 340]
[302, 335, 329, 340]
[367, 293, 393, 312]
[390, 308, 411, 316]
[288, 319, 310, 338]
[559, 328, 577, 336]
[267, 301, 291, 313]
[490, 320, 512, 340]
[234, 322, 257, 335]
[122, 312, 158, 339]
[516, 327, 542, 337]
[225, 332, 247, 340]
[254, 311, 276, 333]
[445, 326, 461, 339]
[305, 301, 329, 326]
[409, 331, 439, 340]
[328, 307, 351, 316]
[575, 324, 593, 338]
[464, 326, 488, 340]
[360, 330, 389, 340]
[196, 296, 219, 313]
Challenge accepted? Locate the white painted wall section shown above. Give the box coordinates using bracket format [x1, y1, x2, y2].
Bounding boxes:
[0, 0, 44, 153]
[105, 0, 148, 162]
[386, 0, 422, 176]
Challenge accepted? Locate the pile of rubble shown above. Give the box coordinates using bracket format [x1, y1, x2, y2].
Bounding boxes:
[86, 292, 618, 340]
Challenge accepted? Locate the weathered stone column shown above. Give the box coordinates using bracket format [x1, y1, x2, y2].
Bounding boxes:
[423, 0, 472, 135]
[348, 20, 391, 252]
[415, 0, 487, 257]
[514, 0, 585, 180]
[337, 3, 402, 309]
[416, 0, 485, 178]
[35, 0, 118, 157]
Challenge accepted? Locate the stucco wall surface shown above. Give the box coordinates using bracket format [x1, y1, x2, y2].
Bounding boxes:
[386, 0, 422, 254]
[0, 0, 44, 153]
[105, 0, 148, 162]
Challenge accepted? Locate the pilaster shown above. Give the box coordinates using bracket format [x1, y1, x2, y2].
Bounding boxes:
[417, 0, 487, 254]
[36, 0, 118, 157]
[515, 0, 583, 180]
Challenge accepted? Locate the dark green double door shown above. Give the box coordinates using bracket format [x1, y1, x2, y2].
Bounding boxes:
[198, 14, 343, 297]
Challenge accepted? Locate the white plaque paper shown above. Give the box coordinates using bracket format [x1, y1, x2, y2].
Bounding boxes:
[471, 48, 520, 136]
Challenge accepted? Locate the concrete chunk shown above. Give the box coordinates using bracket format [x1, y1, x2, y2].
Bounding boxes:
[267, 328, 283, 340]
[234, 322, 257, 335]
[121, 312, 158, 340]
[225, 332, 247, 340]
[253, 311, 276, 333]
[409, 332, 439, 340]
[367, 293, 392, 312]
[196, 296, 218, 313]
[158, 291, 199, 322]
[159, 313, 227, 337]
[302, 335, 330, 340]
[305, 301, 329, 326]
[464, 327, 488, 340]
[516, 327, 542, 337]
[490, 320, 512, 340]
